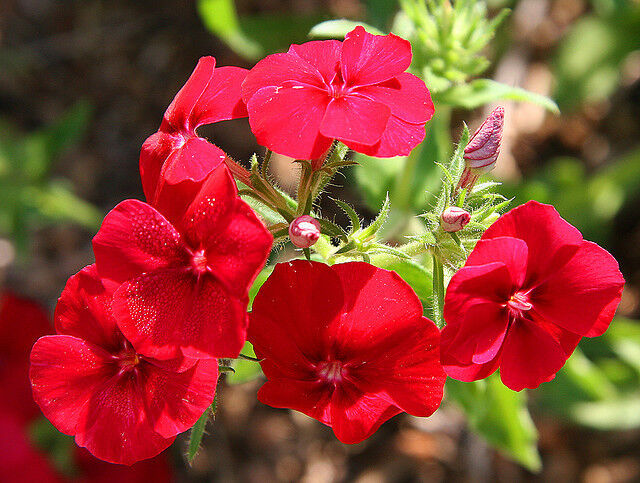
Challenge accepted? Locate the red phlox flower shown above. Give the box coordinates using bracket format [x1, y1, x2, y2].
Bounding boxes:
[0, 292, 53, 424]
[248, 260, 445, 444]
[73, 447, 173, 483]
[29, 265, 219, 465]
[241, 26, 434, 164]
[441, 201, 625, 391]
[92, 163, 272, 360]
[140, 56, 248, 209]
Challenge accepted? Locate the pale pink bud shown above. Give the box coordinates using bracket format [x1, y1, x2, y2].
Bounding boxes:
[464, 106, 504, 172]
[289, 215, 321, 248]
[440, 206, 471, 232]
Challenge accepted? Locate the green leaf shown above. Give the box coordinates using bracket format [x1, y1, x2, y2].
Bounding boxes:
[359, 193, 391, 241]
[331, 198, 361, 232]
[447, 375, 542, 472]
[379, 257, 432, 301]
[309, 19, 385, 39]
[317, 218, 349, 242]
[248, 266, 273, 310]
[197, 0, 262, 60]
[187, 400, 215, 464]
[228, 342, 264, 385]
[435, 79, 559, 114]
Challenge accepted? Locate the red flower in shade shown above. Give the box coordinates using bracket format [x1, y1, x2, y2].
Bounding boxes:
[248, 260, 445, 444]
[140, 56, 248, 207]
[0, 292, 53, 424]
[241, 26, 434, 164]
[441, 201, 625, 391]
[92, 164, 272, 360]
[30, 265, 219, 465]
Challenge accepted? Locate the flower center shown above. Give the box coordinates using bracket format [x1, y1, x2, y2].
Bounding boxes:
[507, 291, 533, 313]
[191, 249, 209, 274]
[317, 360, 344, 383]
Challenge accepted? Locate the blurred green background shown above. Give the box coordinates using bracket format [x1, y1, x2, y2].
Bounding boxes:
[1, 0, 640, 481]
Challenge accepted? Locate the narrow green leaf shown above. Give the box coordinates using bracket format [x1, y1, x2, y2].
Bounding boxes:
[187, 402, 214, 464]
[309, 19, 385, 39]
[435, 79, 560, 114]
[317, 218, 349, 242]
[228, 342, 264, 385]
[331, 198, 362, 232]
[359, 193, 391, 241]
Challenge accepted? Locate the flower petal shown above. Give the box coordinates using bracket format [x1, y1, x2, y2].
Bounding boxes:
[341, 26, 412, 87]
[241, 52, 326, 103]
[248, 260, 344, 363]
[343, 115, 425, 158]
[531, 240, 624, 336]
[203, 201, 273, 297]
[189, 65, 248, 128]
[442, 354, 502, 382]
[288, 40, 343, 84]
[93, 200, 187, 284]
[353, 316, 445, 417]
[75, 373, 174, 465]
[319, 95, 390, 147]
[246, 85, 333, 160]
[257, 379, 332, 426]
[330, 381, 402, 444]
[354, 73, 434, 124]
[54, 265, 122, 351]
[30, 335, 114, 435]
[499, 318, 568, 391]
[481, 201, 583, 287]
[143, 359, 218, 438]
[464, 237, 528, 288]
[113, 269, 246, 360]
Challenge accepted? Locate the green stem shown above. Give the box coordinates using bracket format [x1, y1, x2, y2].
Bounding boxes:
[432, 253, 445, 328]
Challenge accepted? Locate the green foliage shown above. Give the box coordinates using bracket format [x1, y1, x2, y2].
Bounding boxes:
[447, 375, 542, 472]
[29, 417, 76, 477]
[0, 102, 101, 254]
[228, 342, 263, 385]
[198, 0, 325, 60]
[187, 399, 217, 464]
[538, 318, 640, 430]
[553, 2, 640, 109]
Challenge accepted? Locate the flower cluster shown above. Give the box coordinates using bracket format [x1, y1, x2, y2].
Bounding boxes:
[29, 25, 625, 468]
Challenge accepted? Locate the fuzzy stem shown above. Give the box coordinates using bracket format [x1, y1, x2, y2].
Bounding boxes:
[432, 253, 445, 328]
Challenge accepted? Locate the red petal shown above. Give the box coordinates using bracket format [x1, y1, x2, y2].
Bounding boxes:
[93, 200, 187, 284]
[30, 335, 114, 435]
[74, 447, 173, 483]
[354, 73, 434, 124]
[143, 359, 218, 438]
[320, 95, 390, 146]
[189, 66, 248, 128]
[246, 85, 333, 160]
[241, 52, 325, 103]
[329, 262, 423, 358]
[442, 354, 502, 382]
[288, 40, 343, 84]
[75, 373, 174, 465]
[203, 200, 272, 297]
[178, 163, 239, 245]
[139, 130, 182, 204]
[330, 381, 402, 444]
[113, 269, 247, 360]
[55, 265, 122, 351]
[248, 260, 344, 363]
[257, 379, 332, 425]
[343, 115, 425, 158]
[341, 26, 412, 87]
[353, 316, 445, 417]
[499, 318, 568, 391]
[481, 201, 583, 287]
[531, 240, 624, 336]
[162, 56, 215, 133]
[441, 301, 509, 366]
[464, 236, 528, 288]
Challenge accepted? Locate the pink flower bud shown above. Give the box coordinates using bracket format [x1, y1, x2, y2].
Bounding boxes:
[458, 107, 504, 192]
[289, 215, 321, 248]
[441, 207, 471, 232]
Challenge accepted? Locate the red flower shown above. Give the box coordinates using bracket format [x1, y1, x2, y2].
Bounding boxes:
[441, 201, 625, 391]
[0, 292, 53, 424]
[92, 164, 272, 360]
[248, 260, 445, 444]
[140, 56, 248, 208]
[30, 265, 219, 465]
[73, 447, 173, 483]
[241, 26, 434, 164]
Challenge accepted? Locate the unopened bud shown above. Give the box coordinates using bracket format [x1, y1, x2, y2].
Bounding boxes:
[289, 215, 321, 248]
[458, 106, 504, 191]
[440, 207, 471, 232]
